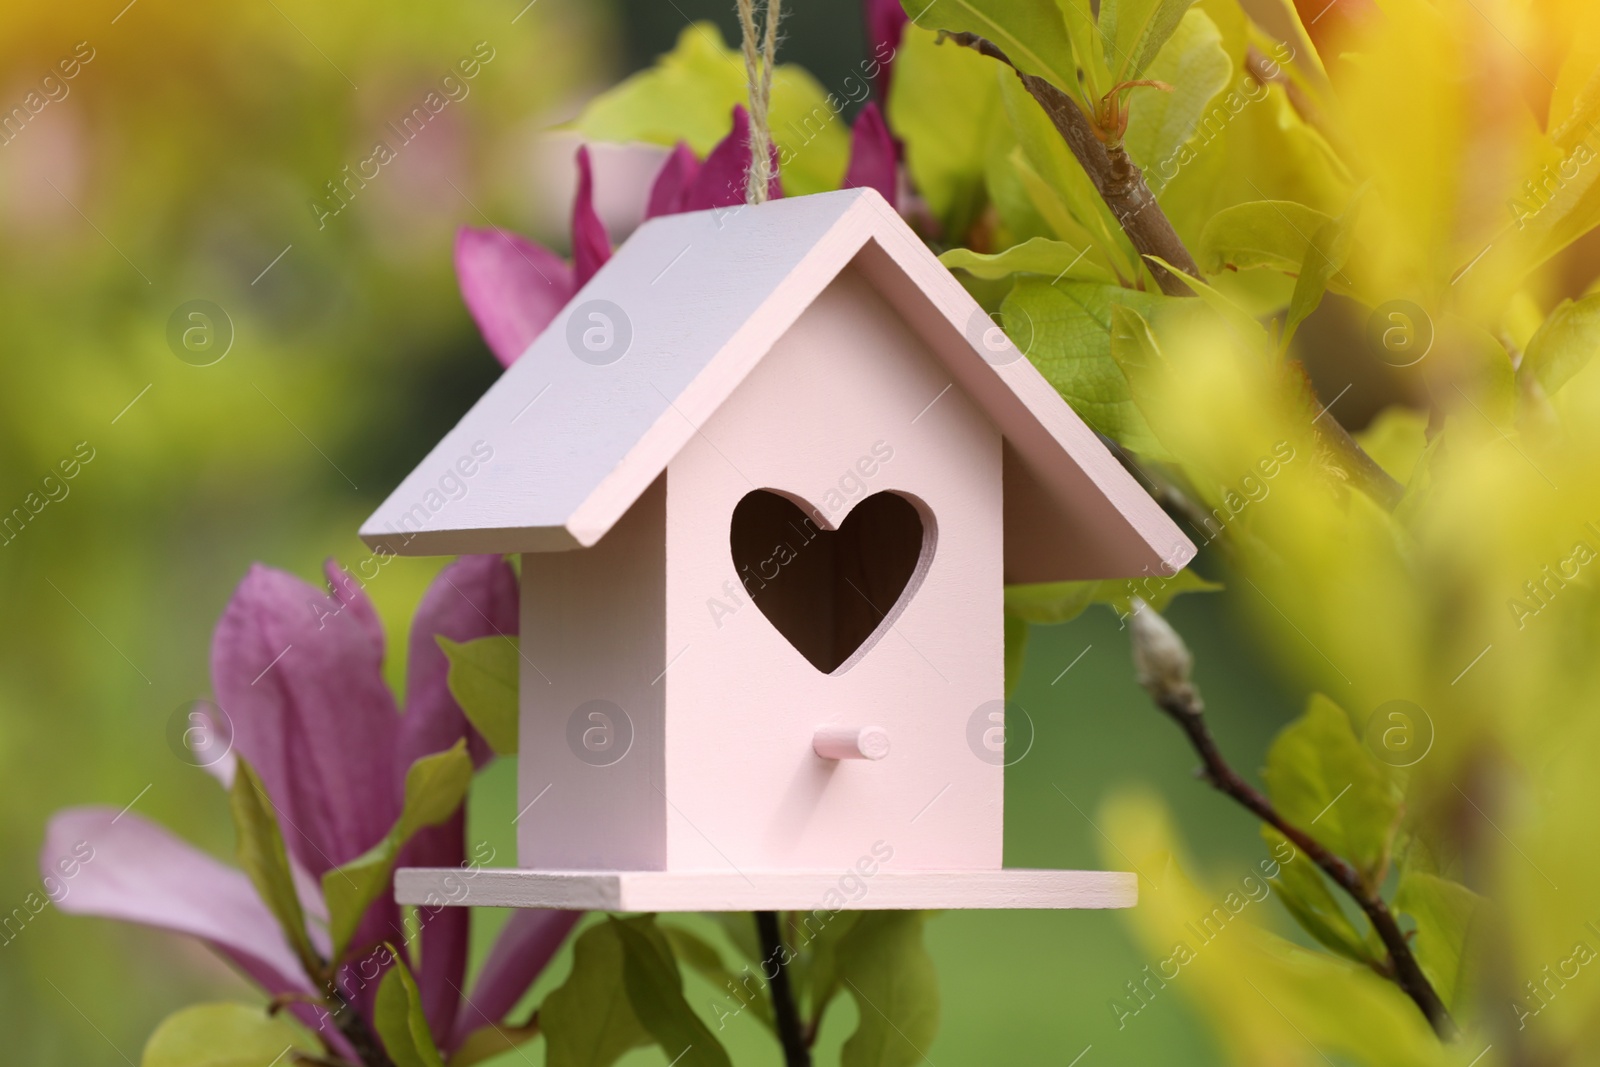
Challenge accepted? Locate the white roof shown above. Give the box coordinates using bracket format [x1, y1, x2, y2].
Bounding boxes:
[360, 189, 1194, 581]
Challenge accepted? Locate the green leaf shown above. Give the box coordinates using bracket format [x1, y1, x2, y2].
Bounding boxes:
[1520, 291, 1600, 396]
[1283, 205, 1356, 348]
[1005, 568, 1221, 625]
[572, 23, 849, 197]
[836, 911, 941, 1067]
[660, 922, 773, 1031]
[1262, 695, 1401, 887]
[1004, 613, 1030, 698]
[1122, 10, 1232, 174]
[1000, 277, 1170, 454]
[450, 1019, 541, 1067]
[614, 916, 734, 1067]
[228, 760, 321, 982]
[374, 952, 447, 1067]
[940, 237, 1114, 284]
[1394, 869, 1483, 1009]
[439, 634, 519, 756]
[322, 740, 474, 961]
[141, 1003, 314, 1067]
[887, 26, 1004, 235]
[1198, 200, 1336, 275]
[1060, 0, 1114, 102]
[1099, 0, 1198, 82]
[905, 0, 1081, 89]
[796, 910, 863, 1031]
[542, 921, 651, 1067]
[998, 73, 1137, 276]
[1261, 828, 1375, 966]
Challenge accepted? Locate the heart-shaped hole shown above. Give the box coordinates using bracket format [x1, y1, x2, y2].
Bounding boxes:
[729, 489, 933, 674]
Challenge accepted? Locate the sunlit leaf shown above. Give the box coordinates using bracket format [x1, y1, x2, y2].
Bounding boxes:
[1198, 200, 1335, 275]
[572, 23, 849, 196]
[1001, 278, 1170, 454]
[1122, 10, 1231, 174]
[141, 1003, 315, 1067]
[1394, 869, 1482, 1011]
[1261, 828, 1375, 966]
[1005, 568, 1221, 625]
[1099, 0, 1198, 82]
[1262, 695, 1400, 887]
[1521, 292, 1600, 396]
[941, 237, 1113, 284]
[887, 26, 1005, 236]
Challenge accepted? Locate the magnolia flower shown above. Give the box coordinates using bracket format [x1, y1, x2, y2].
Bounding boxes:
[863, 0, 910, 99]
[41, 555, 578, 1061]
[456, 102, 899, 367]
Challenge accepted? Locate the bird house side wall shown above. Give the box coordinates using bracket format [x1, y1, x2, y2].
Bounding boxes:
[516, 476, 667, 870]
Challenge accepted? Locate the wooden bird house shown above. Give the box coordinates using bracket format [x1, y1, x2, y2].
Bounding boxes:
[364, 188, 1195, 912]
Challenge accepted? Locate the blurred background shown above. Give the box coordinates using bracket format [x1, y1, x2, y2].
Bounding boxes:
[1, 0, 1300, 1061]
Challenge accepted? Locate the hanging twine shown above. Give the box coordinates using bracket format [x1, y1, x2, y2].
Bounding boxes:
[735, 0, 782, 205]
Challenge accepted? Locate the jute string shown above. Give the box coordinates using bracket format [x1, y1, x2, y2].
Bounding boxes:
[735, 0, 782, 204]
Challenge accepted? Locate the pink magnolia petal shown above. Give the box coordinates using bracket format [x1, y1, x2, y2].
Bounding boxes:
[454, 227, 576, 368]
[570, 147, 612, 288]
[453, 909, 581, 1043]
[680, 106, 782, 212]
[323, 559, 385, 652]
[864, 0, 909, 99]
[844, 102, 898, 209]
[398, 809, 471, 1049]
[211, 564, 401, 876]
[645, 142, 701, 219]
[42, 807, 313, 994]
[401, 554, 518, 772]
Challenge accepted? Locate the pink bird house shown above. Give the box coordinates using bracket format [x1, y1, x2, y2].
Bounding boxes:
[362, 188, 1195, 912]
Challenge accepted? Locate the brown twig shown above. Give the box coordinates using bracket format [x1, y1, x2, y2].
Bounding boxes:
[1128, 605, 1457, 1039]
[755, 911, 811, 1066]
[938, 30, 1406, 510]
[938, 31, 1202, 296]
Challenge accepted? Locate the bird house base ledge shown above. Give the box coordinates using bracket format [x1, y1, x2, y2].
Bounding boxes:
[393, 867, 1136, 912]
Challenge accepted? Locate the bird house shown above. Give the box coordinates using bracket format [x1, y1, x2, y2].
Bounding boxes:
[364, 188, 1195, 912]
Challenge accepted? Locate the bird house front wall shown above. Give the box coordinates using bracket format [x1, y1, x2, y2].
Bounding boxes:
[661, 263, 1005, 875]
[516, 477, 667, 870]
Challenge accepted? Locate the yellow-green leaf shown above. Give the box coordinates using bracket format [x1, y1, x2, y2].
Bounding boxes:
[1261, 828, 1375, 966]
[1005, 568, 1221, 625]
[228, 760, 321, 982]
[1198, 200, 1335, 275]
[1394, 869, 1482, 1010]
[1122, 10, 1232, 174]
[1262, 695, 1401, 887]
[374, 952, 446, 1067]
[439, 634, 518, 756]
[141, 1003, 315, 1067]
[1521, 291, 1600, 396]
[1100, 0, 1198, 82]
[322, 741, 473, 961]
[572, 23, 848, 197]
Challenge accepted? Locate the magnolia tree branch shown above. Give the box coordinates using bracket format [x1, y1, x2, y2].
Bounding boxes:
[1127, 603, 1457, 1039]
[939, 31, 1406, 511]
[938, 31, 1203, 296]
[756, 911, 811, 1067]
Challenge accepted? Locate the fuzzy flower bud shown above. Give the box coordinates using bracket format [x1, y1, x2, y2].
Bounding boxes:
[1128, 598, 1201, 713]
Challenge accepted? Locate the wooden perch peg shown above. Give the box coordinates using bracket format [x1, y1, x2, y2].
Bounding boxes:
[813, 724, 891, 761]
